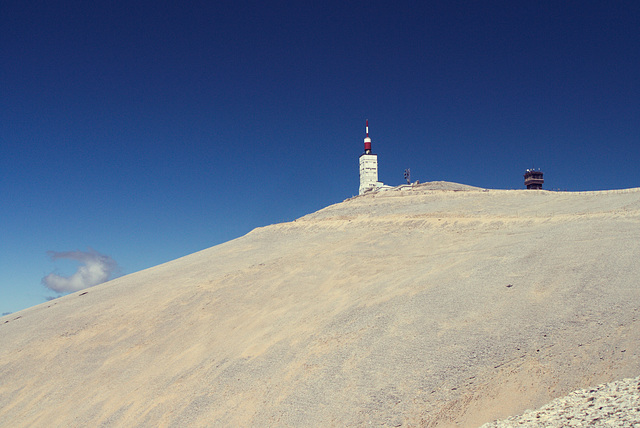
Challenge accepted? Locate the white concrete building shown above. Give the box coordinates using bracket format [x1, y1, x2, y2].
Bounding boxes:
[359, 153, 379, 194]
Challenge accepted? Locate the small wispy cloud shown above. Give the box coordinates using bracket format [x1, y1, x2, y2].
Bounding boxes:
[42, 248, 119, 293]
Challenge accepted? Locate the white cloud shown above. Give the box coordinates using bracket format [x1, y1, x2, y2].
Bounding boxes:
[42, 249, 119, 293]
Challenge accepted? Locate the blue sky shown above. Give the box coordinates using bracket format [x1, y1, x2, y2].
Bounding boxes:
[2, 1, 639, 314]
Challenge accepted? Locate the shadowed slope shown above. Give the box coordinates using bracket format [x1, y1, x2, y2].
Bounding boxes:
[1, 183, 639, 427]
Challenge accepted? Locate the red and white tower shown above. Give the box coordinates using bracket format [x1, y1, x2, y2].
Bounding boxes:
[359, 120, 379, 194]
[364, 119, 372, 154]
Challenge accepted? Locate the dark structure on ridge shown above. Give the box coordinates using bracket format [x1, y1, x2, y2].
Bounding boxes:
[524, 169, 544, 189]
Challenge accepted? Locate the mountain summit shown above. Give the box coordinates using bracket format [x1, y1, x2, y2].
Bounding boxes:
[2, 182, 639, 427]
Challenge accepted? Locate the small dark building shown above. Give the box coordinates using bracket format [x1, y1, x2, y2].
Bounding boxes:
[524, 169, 544, 189]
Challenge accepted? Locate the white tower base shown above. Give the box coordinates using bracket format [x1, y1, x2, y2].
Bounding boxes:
[359, 153, 379, 195]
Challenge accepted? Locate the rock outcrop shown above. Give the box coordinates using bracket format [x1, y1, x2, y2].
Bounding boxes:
[481, 375, 640, 427]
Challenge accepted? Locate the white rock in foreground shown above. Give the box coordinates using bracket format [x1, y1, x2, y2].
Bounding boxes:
[481, 375, 640, 427]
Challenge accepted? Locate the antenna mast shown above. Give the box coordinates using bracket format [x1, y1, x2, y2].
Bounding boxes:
[364, 119, 372, 154]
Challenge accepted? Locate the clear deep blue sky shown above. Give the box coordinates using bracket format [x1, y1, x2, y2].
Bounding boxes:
[2, 1, 639, 314]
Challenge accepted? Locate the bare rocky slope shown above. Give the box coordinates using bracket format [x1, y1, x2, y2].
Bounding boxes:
[1, 182, 639, 427]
